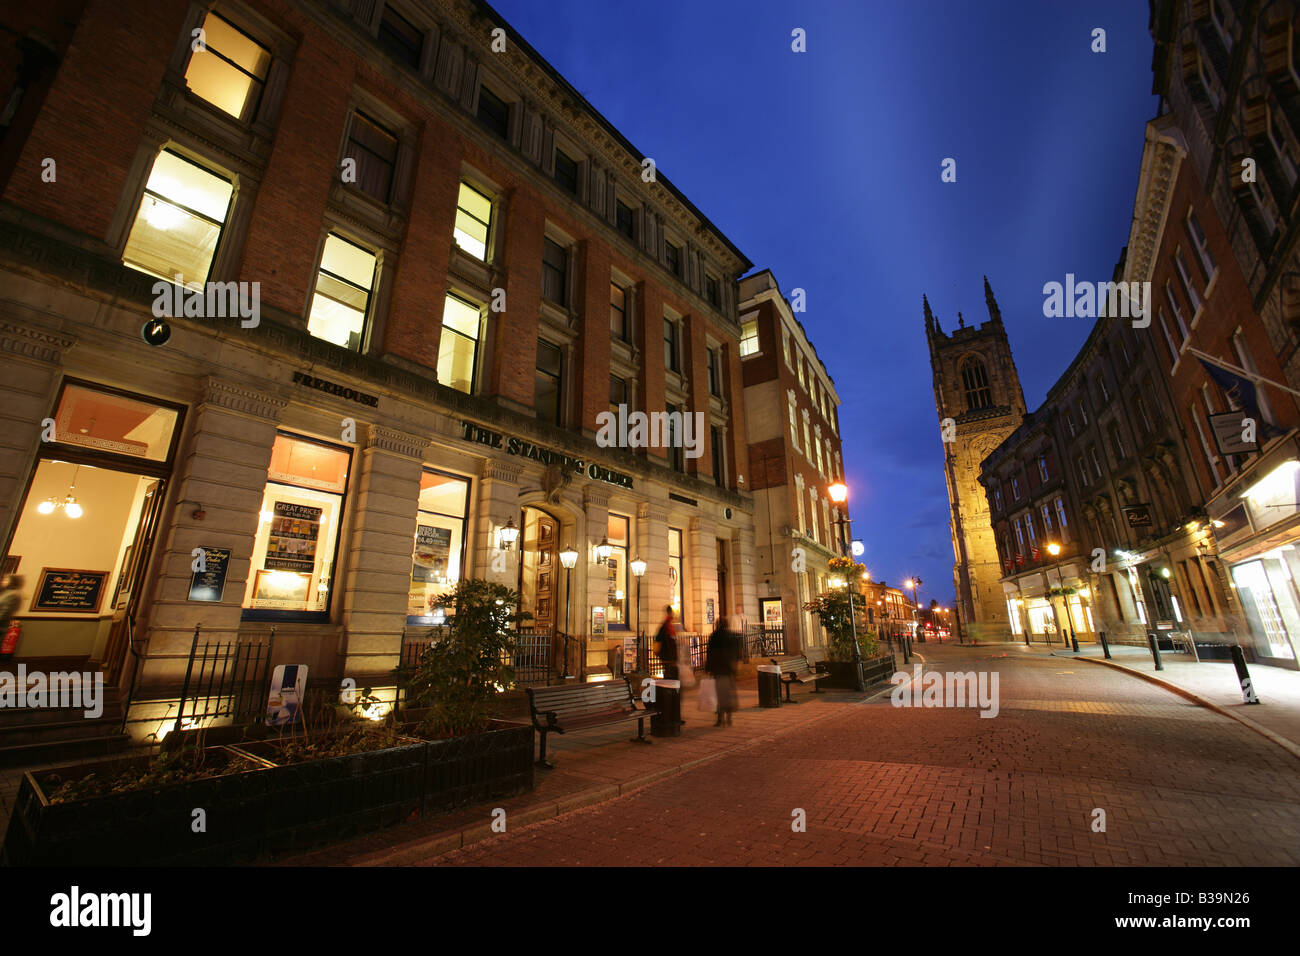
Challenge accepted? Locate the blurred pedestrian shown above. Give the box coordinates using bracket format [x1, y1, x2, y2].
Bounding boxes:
[705, 616, 739, 726]
[0, 574, 25, 659]
[654, 605, 678, 681]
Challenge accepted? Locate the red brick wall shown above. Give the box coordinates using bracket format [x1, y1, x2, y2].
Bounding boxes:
[2, 0, 188, 237]
[577, 238, 613, 430]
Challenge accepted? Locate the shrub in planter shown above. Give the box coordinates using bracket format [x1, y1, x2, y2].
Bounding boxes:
[805, 557, 879, 664]
[395, 578, 531, 738]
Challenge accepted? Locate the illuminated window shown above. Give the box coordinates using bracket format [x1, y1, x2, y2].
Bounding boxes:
[739, 320, 759, 357]
[437, 294, 481, 394]
[243, 433, 351, 621]
[123, 149, 233, 288]
[1055, 497, 1068, 533]
[306, 233, 376, 351]
[668, 528, 684, 625]
[408, 469, 470, 624]
[453, 182, 492, 260]
[184, 11, 270, 120]
[606, 514, 630, 627]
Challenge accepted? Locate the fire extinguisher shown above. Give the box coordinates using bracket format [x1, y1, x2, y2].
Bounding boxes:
[1, 620, 19, 657]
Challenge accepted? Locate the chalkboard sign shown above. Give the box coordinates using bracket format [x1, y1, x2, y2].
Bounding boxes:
[188, 547, 231, 603]
[30, 568, 108, 613]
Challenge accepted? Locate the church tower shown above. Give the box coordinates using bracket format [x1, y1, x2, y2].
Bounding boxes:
[925, 277, 1026, 641]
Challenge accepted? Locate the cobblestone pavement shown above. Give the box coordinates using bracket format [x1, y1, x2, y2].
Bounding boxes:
[415, 644, 1300, 866]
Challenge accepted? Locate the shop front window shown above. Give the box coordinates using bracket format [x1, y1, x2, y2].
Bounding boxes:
[606, 514, 629, 627]
[668, 527, 684, 627]
[242, 433, 350, 621]
[1232, 555, 1300, 662]
[407, 469, 470, 625]
[3, 382, 183, 666]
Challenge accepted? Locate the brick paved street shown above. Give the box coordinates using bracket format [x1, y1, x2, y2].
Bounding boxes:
[411, 644, 1300, 866]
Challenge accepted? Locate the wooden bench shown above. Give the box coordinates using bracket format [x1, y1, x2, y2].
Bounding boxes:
[771, 654, 828, 702]
[527, 679, 656, 768]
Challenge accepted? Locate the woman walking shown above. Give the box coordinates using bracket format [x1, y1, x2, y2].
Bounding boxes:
[705, 616, 739, 726]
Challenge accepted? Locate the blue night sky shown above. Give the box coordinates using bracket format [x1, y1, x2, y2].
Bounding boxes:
[488, 0, 1161, 606]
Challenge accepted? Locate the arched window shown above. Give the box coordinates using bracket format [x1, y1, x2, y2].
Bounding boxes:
[960, 357, 992, 410]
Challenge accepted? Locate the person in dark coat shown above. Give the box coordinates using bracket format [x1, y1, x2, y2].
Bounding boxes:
[705, 617, 739, 726]
[654, 605, 679, 681]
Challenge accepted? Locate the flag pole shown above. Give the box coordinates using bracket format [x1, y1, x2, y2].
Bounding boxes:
[1187, 348, 1300, 401]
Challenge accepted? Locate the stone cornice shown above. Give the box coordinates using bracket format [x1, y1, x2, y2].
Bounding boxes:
[582, 483, 611, 509]
[482, 457, 523, 483]
[366, 423, 430, 460]
[638, 502, 669, 524]
[200, 376, 288, 421]
[1125, 119, 1186, 288]
[0, 320, 75, 364]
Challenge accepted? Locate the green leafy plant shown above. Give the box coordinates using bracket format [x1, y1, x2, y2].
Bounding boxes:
[395, 578, 530, 738]
[805, 557, 880, 662]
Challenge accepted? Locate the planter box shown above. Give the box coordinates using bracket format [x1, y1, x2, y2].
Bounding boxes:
[814, 655, 898, 690]
[3, 722, 535, 866]
[420, 720, 534, 815]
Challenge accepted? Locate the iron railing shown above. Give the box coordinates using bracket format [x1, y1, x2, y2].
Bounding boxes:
[174, 624, 275, 734]
[744, 625, 786, 660]
[396, 625, 571, 706]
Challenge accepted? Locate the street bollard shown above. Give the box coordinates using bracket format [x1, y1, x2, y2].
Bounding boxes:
[1024, 627, 1030, 647]
[1146, 631, 1164, 671]
[1098, 630, 1111, 660]
[1230, 644, 1260, 704]
[1070, 631, 1080, 653]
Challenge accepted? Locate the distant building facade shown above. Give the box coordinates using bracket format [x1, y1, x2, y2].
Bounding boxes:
[739, 270, 845, 654]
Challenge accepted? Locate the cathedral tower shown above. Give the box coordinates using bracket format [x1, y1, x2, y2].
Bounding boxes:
[926, 277, 1025, 641]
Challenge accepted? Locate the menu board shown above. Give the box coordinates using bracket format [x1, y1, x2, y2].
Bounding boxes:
[591, 606, 606, 638]
[265, 502, 321, 573]
[187, 547, 231, 603]
[412, 525, 452, 583]
[606, 556, 619, 605]
[30, 568, 108, 613]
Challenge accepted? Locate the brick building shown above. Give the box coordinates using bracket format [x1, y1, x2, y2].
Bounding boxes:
[980, 254, 1205, 648]
[926, 280, 1025, 641]
[738, 269, 845, 654]
[0, 0, 766, 739]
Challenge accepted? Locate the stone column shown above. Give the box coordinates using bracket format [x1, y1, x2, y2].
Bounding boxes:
[735, 525, 759, 632]
[688, 515, 717, 634]
[337, 423, 428, 685]
[138, 377, 287, 688]
[475, 457, 522, 587]
[583, 484, 610, 670]
[640, 502, 671, 628]
[0, 322, 76, 548]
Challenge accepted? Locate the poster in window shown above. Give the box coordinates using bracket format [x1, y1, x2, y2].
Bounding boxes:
[591, 606, 606, 638]
[606, 556, 619, 604]
[412, 525, 452, 583]
[265, 502, 321, 572]
[761, 598, 784, 627]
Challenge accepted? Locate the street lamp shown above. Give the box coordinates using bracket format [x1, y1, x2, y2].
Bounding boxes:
[630, 557, 647, 671]
[559, 545, 579, 679]
[904, 577, 922, 641]
[827, 482, 866, 692]
[1045, 541, 1072, 649]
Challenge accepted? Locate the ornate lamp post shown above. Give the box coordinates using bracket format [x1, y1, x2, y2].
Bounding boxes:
[630, 556, 647, 668]
[904, 577, 922, 641]
[828, 482, 866, 693]
[559, 545, 579, 679]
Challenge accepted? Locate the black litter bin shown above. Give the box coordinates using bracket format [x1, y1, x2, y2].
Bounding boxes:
[757, 665, 782, 708]
[650, 679, 681, 737]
